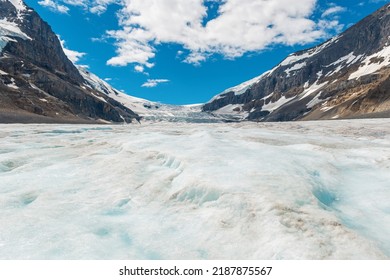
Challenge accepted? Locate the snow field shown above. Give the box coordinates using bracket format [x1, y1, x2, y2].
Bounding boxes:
[0, 120, 389, 259]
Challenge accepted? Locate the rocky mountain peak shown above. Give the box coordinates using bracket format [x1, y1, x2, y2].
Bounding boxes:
[0, 0, 140, 123]
[203, 3, 390, 121]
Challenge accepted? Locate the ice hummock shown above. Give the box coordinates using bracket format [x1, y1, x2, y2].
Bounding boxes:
[0, 119, 389, 259]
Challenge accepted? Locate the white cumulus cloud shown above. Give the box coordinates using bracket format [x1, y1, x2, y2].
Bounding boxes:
[105, 0, 343, 68]
[58, 36, 86, 64]
[40, 0, 345, 68]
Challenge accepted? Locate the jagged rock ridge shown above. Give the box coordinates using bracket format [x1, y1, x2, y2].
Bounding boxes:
[0, 0, 140, 123]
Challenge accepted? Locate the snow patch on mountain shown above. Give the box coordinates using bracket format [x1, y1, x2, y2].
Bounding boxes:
[213, 104, 249, 120]
[0, 18, 31, 52]
[299, 81, 328, 100]
[285, 62, 307, 77]
[327, 52, 363, 67]
[7, 0, 26, 12]
[280, 36, 341, 67]
[324, 52, 364, 78]
[306, 92, 325, 109]
[214, 76, 260, 98]
[262, 96, 293, 112]
[349, 45, 390, 80]
[78, 66, 119, 97]
[209, 70, 273, 103]
[280, 52, 312, 67]
[1, 0, 27, 20]
[5, 77, 18, 89]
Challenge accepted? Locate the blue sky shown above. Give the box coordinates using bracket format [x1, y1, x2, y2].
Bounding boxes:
[24, 0, 389, 105]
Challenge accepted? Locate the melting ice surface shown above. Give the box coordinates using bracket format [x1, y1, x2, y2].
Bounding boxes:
[0, 120, 389, 259]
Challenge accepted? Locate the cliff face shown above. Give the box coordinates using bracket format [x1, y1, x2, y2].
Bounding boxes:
[203, 4, 390, 121]
[0, 0, 140, 123]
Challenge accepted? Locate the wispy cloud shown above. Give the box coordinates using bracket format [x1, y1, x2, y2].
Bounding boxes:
[88, 0, 119, 14]
[322, 5, 347, 18]
[141, 79, 169, 88]
[39, 0, 119, 14]
[38, 0, 69, 13]
[62, 0, 86, 7]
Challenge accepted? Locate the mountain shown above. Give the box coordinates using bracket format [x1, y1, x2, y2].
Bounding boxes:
[203, 4, 390, 122]
[0, 0, 140, 123]
[78, 65, 221, 123]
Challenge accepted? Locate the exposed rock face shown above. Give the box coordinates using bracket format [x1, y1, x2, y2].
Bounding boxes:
[203, 4, 390, 121]
[0, 0, 140, 123]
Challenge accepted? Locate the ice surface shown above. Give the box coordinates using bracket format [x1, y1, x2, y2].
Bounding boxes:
[0, 120, 389, 260]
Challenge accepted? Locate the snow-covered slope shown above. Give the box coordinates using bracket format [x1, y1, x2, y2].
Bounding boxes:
[0, 0, 30, 52]
[204, 4, 390, 121]
[348, 45, 390, 80]
[1, 0, 27, 16]
[0, 18, 30, 52]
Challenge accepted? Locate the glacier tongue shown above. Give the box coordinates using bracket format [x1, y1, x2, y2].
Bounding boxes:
[0, 18, 31, 52]
[0, 120, 389, 259]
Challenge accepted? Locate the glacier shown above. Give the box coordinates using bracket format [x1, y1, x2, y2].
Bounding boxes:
[0, 18, 31, 53]
[0, 119, 389, 259]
